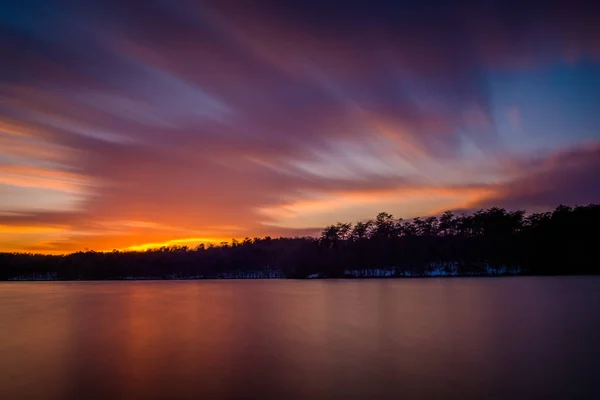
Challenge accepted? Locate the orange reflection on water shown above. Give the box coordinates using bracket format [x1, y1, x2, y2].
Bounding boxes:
[2, 279, 600, 399]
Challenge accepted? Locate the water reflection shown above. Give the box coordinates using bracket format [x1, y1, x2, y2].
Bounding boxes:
[1, 278, 600, 399]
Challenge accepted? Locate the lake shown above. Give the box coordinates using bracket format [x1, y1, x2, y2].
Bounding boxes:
[1, 277, 600, 399]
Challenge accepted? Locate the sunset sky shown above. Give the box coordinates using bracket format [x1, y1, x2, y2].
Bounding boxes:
[1, 0, 599, 253]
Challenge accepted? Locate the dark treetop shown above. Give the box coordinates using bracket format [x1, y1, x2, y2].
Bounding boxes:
[1, 204, 599, 280]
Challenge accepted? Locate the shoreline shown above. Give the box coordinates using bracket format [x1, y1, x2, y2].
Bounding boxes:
[5, 273, 600, 282]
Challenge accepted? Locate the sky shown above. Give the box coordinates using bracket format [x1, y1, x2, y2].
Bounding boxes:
[1, 0, 599, 253]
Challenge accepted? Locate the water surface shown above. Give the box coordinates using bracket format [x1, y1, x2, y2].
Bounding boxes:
[1, 277, 600, 399]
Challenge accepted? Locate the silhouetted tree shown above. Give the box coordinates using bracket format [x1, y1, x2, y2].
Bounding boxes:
[1, 204, 599, 280]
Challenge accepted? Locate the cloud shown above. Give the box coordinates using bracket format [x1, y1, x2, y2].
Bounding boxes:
[469, 142, 600, 211]
[0, 0, 599, 252]
[507, 107, 522, 131]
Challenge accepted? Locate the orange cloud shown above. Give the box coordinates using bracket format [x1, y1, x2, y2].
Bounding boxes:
[0, 225, 66, 233]
[0, 164, 93, 193]
[259, 184, 493, 229]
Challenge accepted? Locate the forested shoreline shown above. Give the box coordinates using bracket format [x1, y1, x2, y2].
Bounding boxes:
[1, 204, 599, 281]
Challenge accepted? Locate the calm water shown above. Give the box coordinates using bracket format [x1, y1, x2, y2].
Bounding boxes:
[1, 278, 600, 399]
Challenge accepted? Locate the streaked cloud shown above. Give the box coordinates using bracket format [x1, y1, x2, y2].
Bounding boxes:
[0, 0, 599, 252]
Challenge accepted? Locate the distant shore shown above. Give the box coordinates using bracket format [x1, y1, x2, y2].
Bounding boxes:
[0, 267, 533, 281]
[2, 205, 598, 281]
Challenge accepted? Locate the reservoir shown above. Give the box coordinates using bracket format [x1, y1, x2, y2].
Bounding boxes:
[1, 277, 600, 399]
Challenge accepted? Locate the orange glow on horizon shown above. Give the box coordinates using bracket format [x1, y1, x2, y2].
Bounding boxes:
[120, 237, 236, 252]
[0, 184, 500, 254]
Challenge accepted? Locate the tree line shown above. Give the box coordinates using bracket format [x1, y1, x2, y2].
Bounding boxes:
[1, 204, 599, 280]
